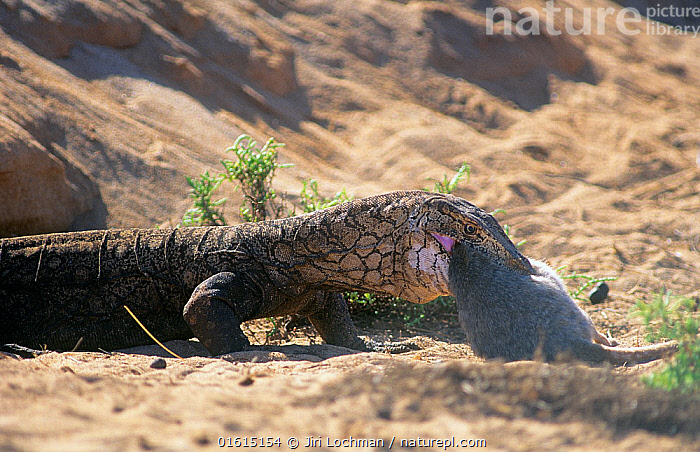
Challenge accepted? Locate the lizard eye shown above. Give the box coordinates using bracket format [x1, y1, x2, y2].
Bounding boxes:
[464, 224, 477, 234]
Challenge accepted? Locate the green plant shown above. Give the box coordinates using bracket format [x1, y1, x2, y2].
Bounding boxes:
[632, 290, 699, 395]
[403, 295, 456, 327]
[299, 179, 352, 214]
[488, 209, 527, 248]
[346, 292, 456, 329]
[503, 223, 527, 248]
[555, 266, 618, 302]
[345, 292, 381, 319]
[429, 163, 471, 194]
[266, 316, 281, 342]
[181, 171, 227, 227]
[220, 135, 292, 222]
[181, 134, 293, 226]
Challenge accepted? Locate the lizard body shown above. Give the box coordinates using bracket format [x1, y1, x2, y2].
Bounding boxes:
[1, 191, 531, 355]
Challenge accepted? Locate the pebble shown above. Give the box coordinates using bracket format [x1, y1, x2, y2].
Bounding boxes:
[239, 376, 254, 386]
[150, 357, 167, 369]
[589, 282, 609, 305]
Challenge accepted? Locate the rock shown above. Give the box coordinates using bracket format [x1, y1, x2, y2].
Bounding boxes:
[246, 42, 298, 96]
[0, 0, 143, 58]
[613, 0, 700, 26]
[150, 358, 167, 369]
[59, 0, 143, 50]
[421, 4, 594, 110]
[143, 0, 206, 40]
[238, 375, 254, 386]
[0, 115, 85, 237]
[0, 52, 21, 71]
[589, 282, 610, 305]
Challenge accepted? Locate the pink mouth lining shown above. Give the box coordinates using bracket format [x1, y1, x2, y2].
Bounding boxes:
[430, 233, 455, 253]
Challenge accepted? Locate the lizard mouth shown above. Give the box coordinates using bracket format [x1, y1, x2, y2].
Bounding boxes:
[430, 232, 456, 253]
[430, 232, 533, 275]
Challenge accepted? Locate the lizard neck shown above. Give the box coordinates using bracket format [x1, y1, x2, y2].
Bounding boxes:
[269, 200, 451, 303]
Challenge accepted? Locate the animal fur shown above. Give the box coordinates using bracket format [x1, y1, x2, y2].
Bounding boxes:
[448, 242, 677, 365]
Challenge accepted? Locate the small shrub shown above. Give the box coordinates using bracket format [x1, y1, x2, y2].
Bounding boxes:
[181, 134, 292, 226]
[345, 292, 379, 315]
[220, 135, 292, 222]
[346, 292, 456, 329]
[181, 134, 294, 339]
[299, 179, 352, 214]
[555, 266, 618, 302]
[403, 295, 456, 327]
[632, 290, 699, 395]
[181, 171, 227, 227]
[429, 163, 470, 194]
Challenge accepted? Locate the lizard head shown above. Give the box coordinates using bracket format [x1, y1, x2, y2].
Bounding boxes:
[401, 193, 533, 302]
[416, 193, 533, 273]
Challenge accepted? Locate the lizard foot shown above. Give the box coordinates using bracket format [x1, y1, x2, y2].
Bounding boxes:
[0, 343, 49, 358]
[362, 338, 420, 354]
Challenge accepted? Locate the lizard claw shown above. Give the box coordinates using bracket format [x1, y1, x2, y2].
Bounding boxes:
[362, 338, 420, 354]
[0, 343, 49, 358]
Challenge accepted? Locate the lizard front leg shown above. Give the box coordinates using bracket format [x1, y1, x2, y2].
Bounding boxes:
[183, 272, 253, 355]
[308, 292, 416, 353]
[184, 273, 416, 355]
[307, 292, 368, 350]
[183, 274, 367, 356]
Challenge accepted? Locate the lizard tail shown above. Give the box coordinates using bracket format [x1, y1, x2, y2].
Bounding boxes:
[572, 341, 679, 366]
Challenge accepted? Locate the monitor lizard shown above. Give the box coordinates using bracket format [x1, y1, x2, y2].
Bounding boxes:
[1, 190, 532, 355]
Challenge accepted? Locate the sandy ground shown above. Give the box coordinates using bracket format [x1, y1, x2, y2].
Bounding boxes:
[1, 0, 699, 450]
[1, 335, 699, 451]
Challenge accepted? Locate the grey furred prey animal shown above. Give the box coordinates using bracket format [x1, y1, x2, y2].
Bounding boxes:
[447, 241, 677, 365]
